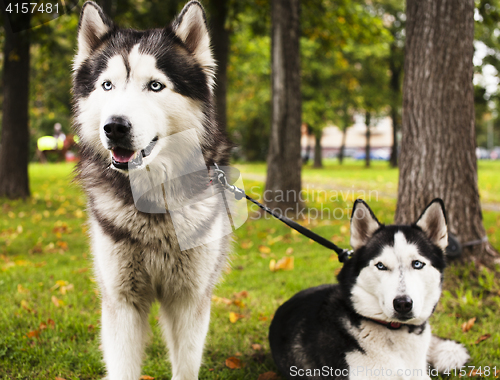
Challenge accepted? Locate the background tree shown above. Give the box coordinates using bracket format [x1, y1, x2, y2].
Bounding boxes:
[395, 0, 499, 265]
[0, 11, 31, 199]
[265, 0, 302, 215]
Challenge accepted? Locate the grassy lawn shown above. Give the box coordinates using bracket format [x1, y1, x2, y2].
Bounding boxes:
[1, 161, 499, 379]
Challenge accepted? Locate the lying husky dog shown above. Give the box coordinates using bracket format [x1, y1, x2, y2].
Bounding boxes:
[73, 1, 233, 379]
[269, 199, 469, 379]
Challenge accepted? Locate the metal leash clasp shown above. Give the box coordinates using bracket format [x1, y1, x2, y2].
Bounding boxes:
[213, 163, 245, 200]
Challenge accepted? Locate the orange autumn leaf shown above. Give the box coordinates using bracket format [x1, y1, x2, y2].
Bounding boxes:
[258, 314, 268, 322]
[212, 295, 232, 305]
[39, 322, 47, 331]
[259, 245, 271, 254]
[270, 256, 294, 272]
[55, 377, 67, 380]
[233, 300, 246, 309]
[229, 312, 244, 323]
[258, 372, 280, 380]
[461, 317, 476, 332]
[233, 290, 248, 299]
[474, 334, 491, 344]
[139, 376, 155, 380]
[51, 296, 64, 307]
[251, 343, 262, 351]
[225, 356, 243, 369]
[240, 241, 253, 249]
[47, 318, 55, 329]
[27, 329, 40, 339]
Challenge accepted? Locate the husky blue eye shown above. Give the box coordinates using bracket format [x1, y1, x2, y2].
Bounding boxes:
[102, 81, 113, 91]
[148, 81, 165, 92]
[412, 260, 425, 269]
[375, 262, 387, 270]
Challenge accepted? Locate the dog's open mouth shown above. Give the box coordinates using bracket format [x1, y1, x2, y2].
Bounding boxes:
[111, 137, 158, 170]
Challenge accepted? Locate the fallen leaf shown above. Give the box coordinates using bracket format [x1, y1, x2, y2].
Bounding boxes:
[269, 259, 276, 271]
[39, 322, 47, 331]
[270, 256, 294, 272]
[234, 300, 247, 309]
[285, 247, 294, 255]
[251, 343, 262, 351]
[258, 372, 280, 380]
[233, 290, 248, 299]
[88, 324, 95, 332]
[27, 329, 40, 339]
[212, 295, 232, 305]
[76, 268, 88, 273]
[55, 377, 67, 380]
[461, 317, 476, 332]
[51, 296, 64, 308]
[229, 312, 244, 323]
[20, 299, 31, 312]
[56, 241, 68, 251]
[474, 334, 491, 344]
[17, 284, 30, 294]
[259, 245, 271, 254]
[225, 356, 243, 369]
[139, 376, 155, 380]
[258, 314, 268, 322]
[47, 319, 55, 329]
[240, 241, 253, 249]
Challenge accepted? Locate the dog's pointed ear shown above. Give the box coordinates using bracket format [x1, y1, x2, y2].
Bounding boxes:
[173, 1, 215, 72]
[415, 198, 448, 251]
[350, 199, 382, 251]
[74, 1, 113, 68]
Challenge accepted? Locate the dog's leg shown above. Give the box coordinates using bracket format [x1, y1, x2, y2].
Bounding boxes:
[100, 297, 151, 380]
[159, 294, 211, 380]
[427, 335, 469, 371]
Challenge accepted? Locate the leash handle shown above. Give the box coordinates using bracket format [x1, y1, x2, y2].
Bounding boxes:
[213, 164, 352, 262]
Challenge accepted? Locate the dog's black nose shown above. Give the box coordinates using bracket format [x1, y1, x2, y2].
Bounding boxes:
[103, 116, 132, 141]
[393, 296, 413, 314]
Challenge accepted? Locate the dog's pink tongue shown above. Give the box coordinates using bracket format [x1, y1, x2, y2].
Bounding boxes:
[112, 147, 135, 163]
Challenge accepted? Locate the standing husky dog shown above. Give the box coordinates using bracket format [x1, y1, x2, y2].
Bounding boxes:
[269, 199, 469, 379]
[72, 2, 233, 379]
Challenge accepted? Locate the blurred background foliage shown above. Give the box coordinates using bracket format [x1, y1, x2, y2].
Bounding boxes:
[0, 0, 499, 161]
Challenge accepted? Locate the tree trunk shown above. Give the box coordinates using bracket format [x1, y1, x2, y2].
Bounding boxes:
[390, 105, 399, 168]
[207, 0, 230, 132]
[0, 11, 31, 199]
[389, 43, 402, 168]
[338, 104, 350, 165]
[265, 0, 302, 217]
[313, 132, 322, 168]
[365, 111, 371, 168]
[396, 0, 499, 265]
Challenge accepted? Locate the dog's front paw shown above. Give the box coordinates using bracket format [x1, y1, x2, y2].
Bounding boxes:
[428, 336, 469, 371]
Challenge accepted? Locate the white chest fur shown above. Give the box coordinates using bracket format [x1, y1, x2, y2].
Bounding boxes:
[345, 320, 432, 380]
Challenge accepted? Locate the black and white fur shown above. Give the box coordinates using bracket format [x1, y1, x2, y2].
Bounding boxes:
[72, 2, 232, 379]
[269, 199, 469, 379]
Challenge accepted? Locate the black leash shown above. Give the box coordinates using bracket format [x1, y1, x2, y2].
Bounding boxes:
[213, 164, 353, 262]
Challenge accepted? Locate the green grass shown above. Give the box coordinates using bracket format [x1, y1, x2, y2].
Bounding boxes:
[1, 161, 499, 379]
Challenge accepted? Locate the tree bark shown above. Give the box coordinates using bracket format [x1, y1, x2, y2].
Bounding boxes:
[0, 11, 31, 199]
[313, 132, 322, 168]
[389, 43, 402, 168]
[365, 111, 371, 168]
[396, 0, 499, 265]
[265, 0, 302, 217]
[207, 0, 230, 132]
